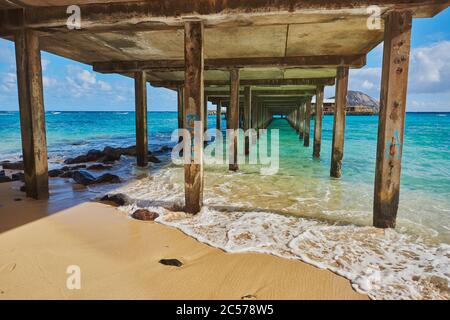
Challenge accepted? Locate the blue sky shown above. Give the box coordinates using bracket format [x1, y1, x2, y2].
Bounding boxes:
[1, 8, 449, 112]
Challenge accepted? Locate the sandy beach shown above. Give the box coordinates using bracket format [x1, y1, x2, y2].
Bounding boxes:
[0, 182, 366, 300]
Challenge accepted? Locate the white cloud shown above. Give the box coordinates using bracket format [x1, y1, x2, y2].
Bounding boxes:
[0, 72, 17, 93]
[346, 40, 450, 110]
[98, 80, 112, 91]
[43, 76, 57, 88]
[408, 40, 450, 94]
[349, 67, 382, 99]
[65, 65, 113, 96]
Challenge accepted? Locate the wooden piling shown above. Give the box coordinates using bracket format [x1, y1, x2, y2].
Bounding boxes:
[299, 101, 305, 139]
[183, 21, 204, 214]
[135, 71, 148, 167]
[229, 69, 240, 171]
[303, 98, 312, 147]
[14, 29, 49, 200]
[204, 94, 208, 132]
[373, 11, 412, 229]
[330, 66, 349, 178]
[243, 86, 251, 155]
[313, 85, 324, 158]
[177, 85, 184, 143]
[216, 101, 221, 131]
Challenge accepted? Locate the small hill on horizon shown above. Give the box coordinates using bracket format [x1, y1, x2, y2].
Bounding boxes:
[329, 91, 380, 113]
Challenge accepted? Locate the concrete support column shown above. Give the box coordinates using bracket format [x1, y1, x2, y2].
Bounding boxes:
[229, 69, 240, 171]
[243, 86, 251, 155]
[313, 85, 324, 158]
[373, 11, 412, 229]
[330, 67, 349, 178]
[303, 97, 312, 147]
[299, 101, 305, 139]
[135, 71, 148, 167]
[216, 101, 221, 131]
[183, 20, 204, 214]
[15, 29, 49, 199]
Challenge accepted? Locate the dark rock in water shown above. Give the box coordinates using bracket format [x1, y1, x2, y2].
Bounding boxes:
[148, 155, 161, 163]
[60, 171, 74, 178]
[131, 209, 159, 221]
[72, 170, 96, 185]
[11, 172, 24, 182]
[73, 164, 87, 170]
[20, 185, 26, 192]
[86, 149, 105, 161]
[102, 146, 121, 162]
[87, 164, 112, 171]
[49, 169, 64, 177]
[159, 259, 183, 267]
[158, 146, 171, 153]
[64, 155, 89, 164]
[13, 198, 22, 202]
[0, 170, 5, 176]
[1, 161, 24, 170]
[120, 145, 137, 156]
[66, 164, 87, 170]
[64, 149, 104, 165]
[100, 193, 127, 206]
[92, 173, 121, 184]
[0, 175, 12, 183]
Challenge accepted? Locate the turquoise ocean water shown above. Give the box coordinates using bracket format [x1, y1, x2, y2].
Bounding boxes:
[0, 111, 449, 299]
[0, 111, 449, 239]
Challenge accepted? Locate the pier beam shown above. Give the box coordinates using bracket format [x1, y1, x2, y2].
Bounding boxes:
[135, 71, 148, 167]
[15, 29, 49, 200]
[303, 97, 312, 147]
[243, 86, 251, 155]
[330, 66, 349, 178]
[313, 85, 324, 158]
[229, 69, 240, 171]
[374, 11, 412, 229]
[183, 20, 204, 214]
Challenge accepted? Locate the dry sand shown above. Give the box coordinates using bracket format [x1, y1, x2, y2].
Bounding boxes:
[0, 182, 367, 300]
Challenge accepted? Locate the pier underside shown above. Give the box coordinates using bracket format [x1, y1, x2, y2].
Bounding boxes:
[1, 0, 448, 228]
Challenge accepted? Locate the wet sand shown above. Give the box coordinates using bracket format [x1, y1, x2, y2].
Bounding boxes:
[0, 182, 367, 300]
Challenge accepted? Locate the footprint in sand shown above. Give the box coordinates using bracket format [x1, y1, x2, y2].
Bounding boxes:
[0, 263, 16, 273]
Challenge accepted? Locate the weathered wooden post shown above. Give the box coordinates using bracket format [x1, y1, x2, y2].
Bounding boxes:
[303, 97, 312, 147]
[374, 11, 412, 229]
[229, 69, 240, 171]
[184, 20, 204, 214]
[216, 100, 221, 131]
[243, 86, 251, 155]
[15, 29, 49, 200]
[177, 85, 184, 143]
[313, 85, 324, 158]
[204, 94, 208, 132]
[330, 66, 349, 178]
[135, 71, 148, 167]
[226, 101, 231, 130]
[299, 101, 305, 139]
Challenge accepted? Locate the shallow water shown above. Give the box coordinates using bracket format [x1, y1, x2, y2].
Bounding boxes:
[1, 111, 449, 299]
